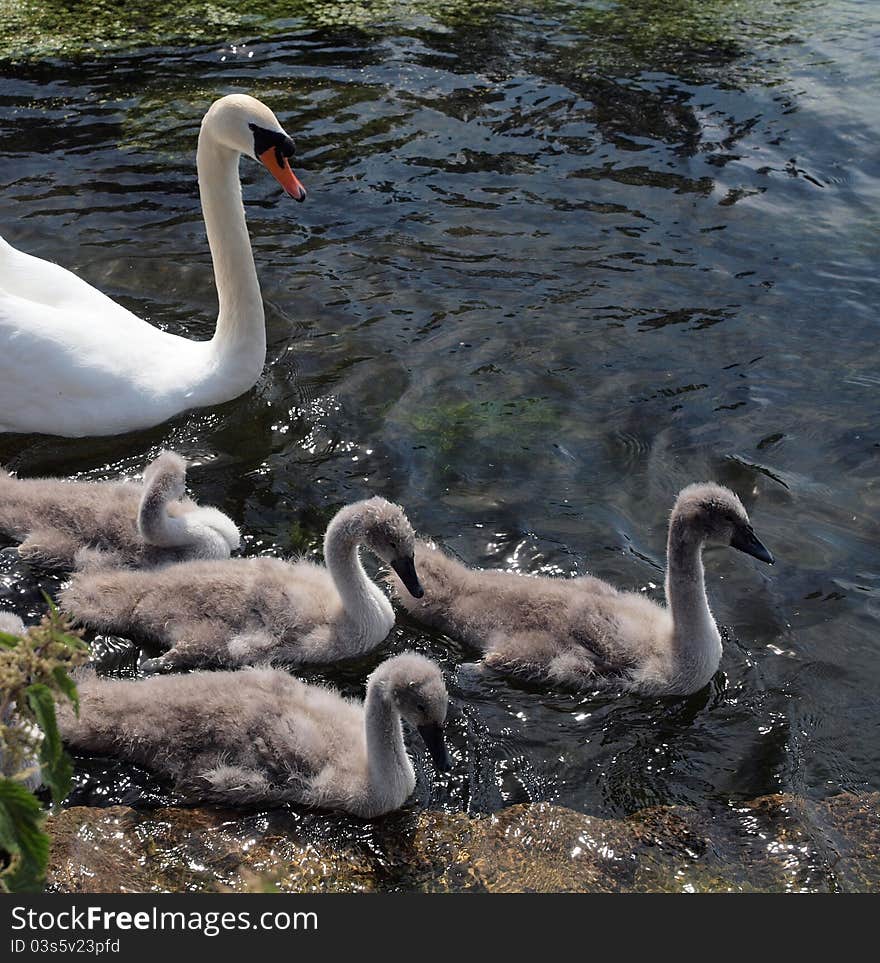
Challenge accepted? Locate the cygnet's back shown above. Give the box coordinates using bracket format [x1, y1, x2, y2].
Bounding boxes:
[0, 467, 142, 564]
[63, 555, 342, 663]
[396, 541, 670, 684]
[60, 668, 366, 809]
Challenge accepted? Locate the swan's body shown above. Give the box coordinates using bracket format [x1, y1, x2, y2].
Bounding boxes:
[0, 450, 239, 570]
[387, 483, 773, 696]
[0, 94, 306, 437]
[58, 654, 450, 817]
[61, 497, 424, 672]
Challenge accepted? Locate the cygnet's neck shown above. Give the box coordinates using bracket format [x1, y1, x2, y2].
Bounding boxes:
[665, 516, 722, 688]
[139, 479, 194, 545]
[363, 681, 415, 815]
[195, 126, 266, 398]
[323, 523, 395, 650]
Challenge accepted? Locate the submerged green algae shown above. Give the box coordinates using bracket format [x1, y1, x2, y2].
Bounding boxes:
[0, 0, 815, 71]
[401, 396, 562, 457]
[0, 0, 264, 58]
[571, 0, 809, 62]
[0, 0, 514, 61]
[541, 0, 821, 89]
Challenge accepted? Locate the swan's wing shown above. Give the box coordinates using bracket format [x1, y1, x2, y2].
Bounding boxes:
[0, 235, 143, 323]
[0, 289, 199, 436]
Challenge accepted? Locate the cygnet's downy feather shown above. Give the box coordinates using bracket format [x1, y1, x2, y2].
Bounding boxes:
[387, 483, 773, 696]
[61, 497, 423, 672]
[58, 652, 451, 817]
[0, 451, 239, 570]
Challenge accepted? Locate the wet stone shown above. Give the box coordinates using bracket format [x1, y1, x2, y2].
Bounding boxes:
[45, 792, 880, 893]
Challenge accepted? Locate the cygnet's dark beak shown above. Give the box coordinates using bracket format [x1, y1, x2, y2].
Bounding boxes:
[730, 525, 774, 564]
[391, 555, 424, 598]
[417, 723, 451, 773]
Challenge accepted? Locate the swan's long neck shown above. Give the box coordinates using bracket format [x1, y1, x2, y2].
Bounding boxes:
[324, 527, 395, 651]
[363, 684, 415, 814]
[196, 130, 266, 395]
[665, 518, 722, 688]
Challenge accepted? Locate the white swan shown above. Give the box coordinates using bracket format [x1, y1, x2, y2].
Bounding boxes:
[59, 654, 451, 817]
[387, 483, 774, 696]
[0, 94, 306, 438]
[61, 497, 424, 672]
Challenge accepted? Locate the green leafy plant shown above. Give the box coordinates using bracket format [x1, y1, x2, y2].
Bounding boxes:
[0, 603, 89, 893]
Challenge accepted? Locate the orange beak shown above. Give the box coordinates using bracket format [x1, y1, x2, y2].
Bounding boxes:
[258, 147, 307, 202]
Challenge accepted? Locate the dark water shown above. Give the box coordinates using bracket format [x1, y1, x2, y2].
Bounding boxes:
[0, 0, 878, 857]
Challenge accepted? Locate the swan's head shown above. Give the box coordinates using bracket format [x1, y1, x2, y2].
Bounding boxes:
[326, 497, 424, 599]
[369, 653, 451, 773]
[672, 482, 774, 563]
[202, 93, 307, 202]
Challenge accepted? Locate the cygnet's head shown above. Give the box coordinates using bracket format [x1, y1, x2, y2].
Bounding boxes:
[201, 93, 307, 202]
[326, 497, 424, 598]
[369, 652, 451, 772]
[140, 451, 240, 557]
[142, 450, 187, 503]
[672, 483, 773, 563]
[183, 506, 242, 556]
